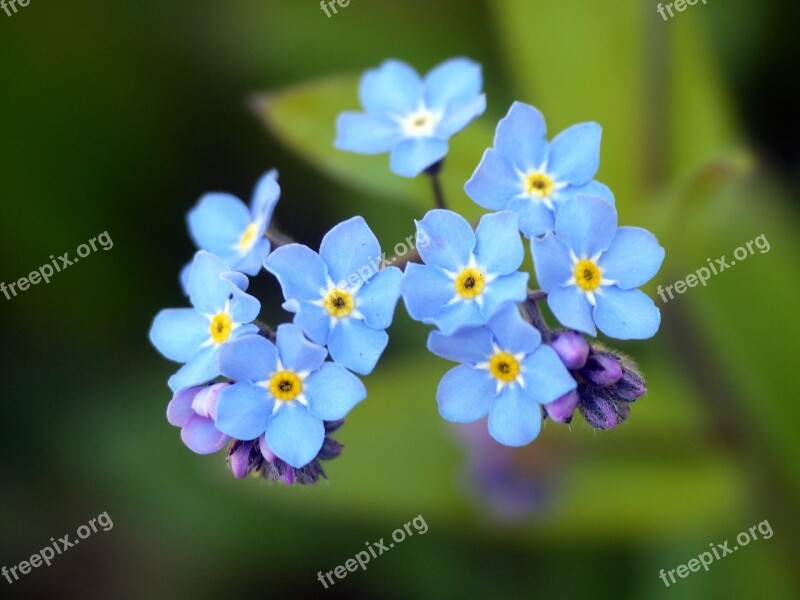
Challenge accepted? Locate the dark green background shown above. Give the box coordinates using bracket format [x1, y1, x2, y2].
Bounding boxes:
[1, 1, 798, 598]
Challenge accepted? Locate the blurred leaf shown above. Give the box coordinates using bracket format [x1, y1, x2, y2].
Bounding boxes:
[252, 76, 493, 218]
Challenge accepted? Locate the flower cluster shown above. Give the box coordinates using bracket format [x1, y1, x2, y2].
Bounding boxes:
[150, 56, 665, 488]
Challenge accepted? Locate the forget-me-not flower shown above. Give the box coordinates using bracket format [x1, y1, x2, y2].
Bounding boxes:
[214, 324, 366, 468]
[150, 251, 261, 391]
[401, 210, 528, 335]
[531, 195, 665, 339]
[264, 216, 403, 375]
[465, 102, 613, 238]
[335, 58, 486, 178]
[185, 170, 280, 279]
[428, 303, 576, 446]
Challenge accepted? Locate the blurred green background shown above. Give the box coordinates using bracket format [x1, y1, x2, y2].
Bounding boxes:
[1, 1, 798, 598]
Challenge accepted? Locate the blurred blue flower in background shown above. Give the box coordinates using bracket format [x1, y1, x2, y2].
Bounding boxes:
[465, 102, 613, 238]
[149, 251, 261, 391]
[214, 324, 366, 468]
[265, 216, 403, 375]
[531, 195, 665, 339]
[335, 58, 486, 177]
[401, 210, 528, 335]
[428, 304, 575, 446]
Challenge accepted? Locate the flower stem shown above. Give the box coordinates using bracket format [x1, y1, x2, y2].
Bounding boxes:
[522, 290, 552, 341]
[424, 160, 447, 209]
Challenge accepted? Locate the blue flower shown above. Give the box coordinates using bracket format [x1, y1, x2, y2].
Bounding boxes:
[428, 304, 576, 446]
[167, 383, 231, 454]
[531, 195, 665, 339]
[465, 102, 613, 238]
[184, 170, 280, 280]
[214, 324, 367, 468]
[150, 251, 261, 392]
[401, 210, 528, 335]
[335, 58, 486, 178]
[264, 216, 403, 375]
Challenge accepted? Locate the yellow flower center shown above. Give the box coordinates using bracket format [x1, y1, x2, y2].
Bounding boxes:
[238, 222, 259, 251]
[525, 173, 554, 198]
[269, 371, 303, 402]
[323, 288, 355, 318]
[489, 352, 520, 383]
[209, 313, 233, 344]
[574, 259, 602, 291]
[403, 109, 437, 137]
[454, 267, 485, 299]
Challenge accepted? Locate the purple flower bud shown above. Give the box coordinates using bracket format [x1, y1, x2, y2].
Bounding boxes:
[614, 368, 646, 401]
[544, 390, 580, 424]
[578, 386, 630, 430]
[580, 352, 623, 386]
[549, 331, 590, 370]
[227, 441, 258, 479]
[191, 382, 229, 420]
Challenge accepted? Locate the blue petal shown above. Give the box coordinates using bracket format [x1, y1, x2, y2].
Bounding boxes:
[464, 148, 521, 210]
[474, 211, 523, 275]
[187, 194, 249, 262]
[400, 263, 455, 321]
[179, 262, 192, 296]
[250, 170, 281, 224]
[416, 209, 475, 270]
[488, 384, 542, 446]
[304, 363, 367, 420]
[435, 94, 486, 139]
[188, 251, 237, 315]
[215, 382, 273, 440]
[598, 227, 665, 289]
[149, 308, 209, 362]
[356, 267, 402, 330]
[424, 57, 483, 111]
[531, 232, 573, 292]
[427, 327, 494, 364]
[288, 299, 331, 346]
[479, 271, 529, 319]
[225, 277, 261, 324]
[554, 195, 617, 258]
[494, 102, 549, 170]
[437, 364, 495, 422]
[547, 285, 596, 336]
[264, 244, 328, 301]
[507, 196, 556, 238]
[487, 303, 541, 355]
[547, 122, 601, 185]
[359, 59, 422, 116]
[181, 414, 230, 455]
[434, 298, 484, 335]
[264, 403, 325, 468]
[233, 238, 270, 277]
[520, 346, 577, 404]
[276, 323, 327, 374]
[557, 180, 615, 207]
[390, 137, 449, 178]
[217, 334, 278, 383]
[221, 270, 249, 291]
[168, 345, 219, 392]
[327, 319, 388, 375]
[335, 112, 403, 154]
[593, 287, 661, 340]
[320, 216, 382, 285]
[167, 387, 200, 427]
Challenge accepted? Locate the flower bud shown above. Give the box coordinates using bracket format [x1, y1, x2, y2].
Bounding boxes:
[580, 352, 623, 386]
[614, 367, 646, 401]
[544, 389, 579, 424]
[578, 386, 630, 430]
[227, 440, 259, 479]
[549, 331, 590, 370]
